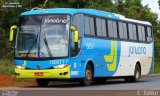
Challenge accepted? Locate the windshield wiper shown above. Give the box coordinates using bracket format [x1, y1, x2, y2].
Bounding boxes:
[26, 33, 39, 57]
[43, 31, 53, 57]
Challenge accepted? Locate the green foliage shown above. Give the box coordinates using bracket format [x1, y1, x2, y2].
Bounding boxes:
[0, 0, 160, 73]
[0, 59, 14, 75]
[84, 0, 117, 12]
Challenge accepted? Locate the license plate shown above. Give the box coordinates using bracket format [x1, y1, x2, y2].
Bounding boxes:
[34, 72, 43, 76]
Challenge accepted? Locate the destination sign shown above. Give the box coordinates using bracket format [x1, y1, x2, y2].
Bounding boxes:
[43, 18, 67, 24]
[42, 15, 68, 24]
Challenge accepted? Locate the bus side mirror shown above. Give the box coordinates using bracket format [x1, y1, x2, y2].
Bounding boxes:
[70, 26, 79, 43]
[10, 25, 17, 41]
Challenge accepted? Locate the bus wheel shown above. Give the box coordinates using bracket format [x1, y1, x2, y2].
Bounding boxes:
[80, 64, 93, 86]
[125, 64, 141, 82]
[36, 79, 49, 87]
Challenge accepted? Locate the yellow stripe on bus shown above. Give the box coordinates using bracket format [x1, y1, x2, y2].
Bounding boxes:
[104, 41, 117, 71]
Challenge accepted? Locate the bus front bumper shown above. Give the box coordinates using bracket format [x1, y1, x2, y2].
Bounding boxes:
[15, 66, 70, 79]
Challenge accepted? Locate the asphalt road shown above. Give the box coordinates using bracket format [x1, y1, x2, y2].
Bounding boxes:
[1, 76, 160, 96]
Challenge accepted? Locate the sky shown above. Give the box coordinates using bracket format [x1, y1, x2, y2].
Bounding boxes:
[141, 0, 160, 21]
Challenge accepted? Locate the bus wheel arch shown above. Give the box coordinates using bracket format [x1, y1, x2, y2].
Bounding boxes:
[87, 61, 94, 76]
[125, 61, 141, 82]
[133, 61, 141, 81]
[80, 60, 94, 86]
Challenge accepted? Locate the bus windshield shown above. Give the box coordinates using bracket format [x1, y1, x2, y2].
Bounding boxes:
[15, 15, 70, 58]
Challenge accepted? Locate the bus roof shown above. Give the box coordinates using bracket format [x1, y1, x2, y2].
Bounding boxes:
[21, 8, 151, 26]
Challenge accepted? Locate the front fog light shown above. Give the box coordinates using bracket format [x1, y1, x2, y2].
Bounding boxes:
[53, 64, 69, 69]
[15, 65, 26, 70]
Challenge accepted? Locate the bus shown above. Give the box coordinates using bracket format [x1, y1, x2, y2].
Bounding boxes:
[10, 8, 154, 86]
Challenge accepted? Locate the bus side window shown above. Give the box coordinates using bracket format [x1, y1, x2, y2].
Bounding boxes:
[72, 14, 83, 56]
[118, 22, 128, 40]
[96, 18, 103, 37]
[123, 23, 128, 39]
[108, 20, 118, 39]
[132, 24, 137, 41]
[146, 27, 152, 42]
[141, 26, 146, 42]
[138, 25, 142, 41]
[108, 20, 114, 38]
[138, 25, 146, 42]
[102, 19, 107, 37]
[113, 21, 118, 38]
[118, 22, 124, 39]
[128, 23, 134, 40]
[90, 17, 95, 36]
[84, 16, 90, 36]
[73, 14, 82, 38]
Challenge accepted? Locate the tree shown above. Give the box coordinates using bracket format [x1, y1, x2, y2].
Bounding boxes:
[0, 0, 160, 60]
[84, 0, 117, 12]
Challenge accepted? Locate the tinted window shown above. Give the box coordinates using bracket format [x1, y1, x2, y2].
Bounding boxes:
[118, 22, 128, 39]
[123, 23, 128, 39]
[96, 18, 103, 37]
[128, 24, 134, 40]
[113, 21, 118, 38]
[138, 25, 146, 42]
[108, 20, 117, 38]
[128, 24, 137, 41]
[146, 27, 152, 42]
[84, 16, 90, 35]
[102, 19, 107, 37]
[118, 22, 124, 39]
[132, 24, 137, 40]
[108, 20, 114, 38]
[90, 17, 95, 36]
[147, 27, 152, 37]
[138, 25, 142, 41]
[73, 14, 82, 37]
[141, 26, 146, 41]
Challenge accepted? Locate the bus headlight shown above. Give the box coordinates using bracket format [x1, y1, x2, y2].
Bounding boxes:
[15, 65, 26, 70]
[53, 64, 69, 69]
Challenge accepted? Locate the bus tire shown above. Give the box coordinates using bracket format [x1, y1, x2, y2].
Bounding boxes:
[125, 64, 141, 82]
[79, 64, 93, 86]
[36, 79, 49, 87]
